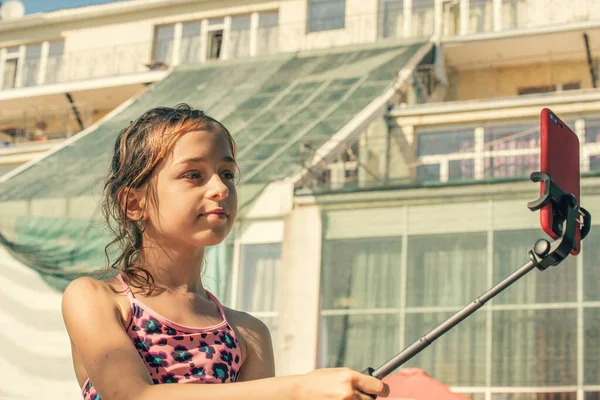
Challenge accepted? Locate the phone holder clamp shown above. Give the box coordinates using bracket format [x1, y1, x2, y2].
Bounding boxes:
[527, 172, 591, 270]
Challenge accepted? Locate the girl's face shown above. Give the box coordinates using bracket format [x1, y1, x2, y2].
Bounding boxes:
[143, 129, 238, 249]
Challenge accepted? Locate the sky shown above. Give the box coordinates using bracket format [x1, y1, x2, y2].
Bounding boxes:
[20, 0, 124, 14]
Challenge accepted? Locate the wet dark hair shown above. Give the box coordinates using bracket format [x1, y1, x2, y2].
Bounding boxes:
[102, 103, 236, 295]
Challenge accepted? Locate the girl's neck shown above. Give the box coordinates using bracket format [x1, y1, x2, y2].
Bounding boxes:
[140, 239, 207, 296]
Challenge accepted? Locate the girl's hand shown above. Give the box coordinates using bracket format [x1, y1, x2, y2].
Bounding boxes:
[297, 367, 390, 400]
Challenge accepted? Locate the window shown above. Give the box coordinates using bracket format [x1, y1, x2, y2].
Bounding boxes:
[207, 30, 224, 60]
[406, 233, 488, 307]
[585, 308, 600, 385]
[416, 129, 476, 183]
[308, 0, 346, 33]
[411, 0, 435, 38]
[469, 0, 494, 33]
[22, 44, 42, 87]
[180, 21, 202, 65]
[494, 230, 576, 304]
[229, 15, 252, 59]
[237, 243, 281, 341]
[45, 41, 64, 84]
[1, 41, 64, 90]
[404, 310, 487, 386]
[3, 58, 18, 89]
[502, 0, 528, 30]
[2, 46, 20, 89]
[320, 237, 402, 371]
[442, 0, 460, 36]
[381, 0, 404, 39]
[152, 24, 175, 64]
[492, 309, 577, 386]
[257, 11, 279, 56]
[152, 12, 279, 65]
[483, 123, 539, 179]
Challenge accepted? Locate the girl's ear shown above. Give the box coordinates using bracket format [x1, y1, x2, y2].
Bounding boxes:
[118, 186, 146, 221]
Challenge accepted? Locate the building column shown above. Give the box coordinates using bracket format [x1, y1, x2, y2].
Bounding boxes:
[15, 45, 26, 88]
[38, 41, 50, 85]
[221, 16, 232, 61]
[434, 0, 443, 39]
[403, 0, 413, 39]
[460, 0, 470, 35]
[0, 48, 6, 89]
[250, 12, 259, 57]
[172, 22, 183, 66]
[493, 0, 502, 31]
[278, 205, 323, 376]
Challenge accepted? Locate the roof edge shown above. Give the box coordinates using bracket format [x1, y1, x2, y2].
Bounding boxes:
[290, 40, 434, 185]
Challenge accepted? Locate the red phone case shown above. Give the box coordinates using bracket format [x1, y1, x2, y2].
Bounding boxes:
[539, 108, 581, 255]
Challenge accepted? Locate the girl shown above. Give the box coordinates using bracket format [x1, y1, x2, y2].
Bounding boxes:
[61, 104, 389, 400]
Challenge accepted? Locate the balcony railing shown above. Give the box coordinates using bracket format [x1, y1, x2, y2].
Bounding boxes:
[0, 102, 95, 146]
[296, 112, 600, 192]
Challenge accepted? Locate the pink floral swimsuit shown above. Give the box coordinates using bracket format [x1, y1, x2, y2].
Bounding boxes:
[81, 274, 243, 400]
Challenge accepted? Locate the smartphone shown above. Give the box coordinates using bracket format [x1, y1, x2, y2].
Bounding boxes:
[539, 108, 581, 255]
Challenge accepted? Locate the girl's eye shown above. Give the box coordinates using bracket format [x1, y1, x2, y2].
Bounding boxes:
[183, 171, 202, 180]
[221, 170, 236, 181]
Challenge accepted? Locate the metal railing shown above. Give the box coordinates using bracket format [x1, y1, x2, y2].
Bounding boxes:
[296, 116, 600, 192]
[0, 102, 95, 146]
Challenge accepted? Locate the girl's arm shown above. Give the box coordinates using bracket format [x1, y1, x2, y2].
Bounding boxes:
[235, 312, 276, 381]
[62, 277, 388, 400]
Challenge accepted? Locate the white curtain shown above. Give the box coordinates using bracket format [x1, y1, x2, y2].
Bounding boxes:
[469, 0, 494, 33]
[45, 41, 64, 84]
[406, 233, 487, 307]
[238, 243, 281, 312]
[381, 0, 404, 39]
[411, 0, 435, 38]
[229, 15, 251, 59]
[257, 12, 279, 56]
[22, 44, 42, 87]
[2, 59, 18, 89]
[319, 237, 402, 370]
[153, 25, 175, 64]
[180, 21, 202, 65]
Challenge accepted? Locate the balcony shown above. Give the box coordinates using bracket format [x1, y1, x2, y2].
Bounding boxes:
[2, 0, 599, 93]
[296, 89, 600, 192]
[0, 102, 97, 176]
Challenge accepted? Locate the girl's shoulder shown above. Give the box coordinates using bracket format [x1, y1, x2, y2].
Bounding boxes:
[220, 305, 275, 379]
[221, 305, 274, 354]
[62, 275, 132, 329]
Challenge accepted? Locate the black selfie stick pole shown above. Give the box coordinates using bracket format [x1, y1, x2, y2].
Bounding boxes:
[362, 172, 592, 393]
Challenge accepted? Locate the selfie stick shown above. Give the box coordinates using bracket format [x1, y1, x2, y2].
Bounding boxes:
[362, 172, 592, 393]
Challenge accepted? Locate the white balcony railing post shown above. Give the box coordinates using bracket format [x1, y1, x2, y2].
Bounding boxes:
[0, 48, 6, 90]
[15, 45, 26, 89]
[493, 0, 502, 31]
[404, 0, 413, 39]
[38, 41, 49, 86]
[250, 12, 259, 57]
[474, 127, 485, 180]
[460, 0, 469, 35]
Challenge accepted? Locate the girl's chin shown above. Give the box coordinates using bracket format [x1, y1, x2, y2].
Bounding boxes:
[190, 230, 231, 247]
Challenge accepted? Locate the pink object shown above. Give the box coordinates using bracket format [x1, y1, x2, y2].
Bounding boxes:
[383, 368, 470, 400]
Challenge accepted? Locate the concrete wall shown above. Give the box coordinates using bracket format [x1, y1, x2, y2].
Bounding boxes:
[455, 60, 593, 101]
